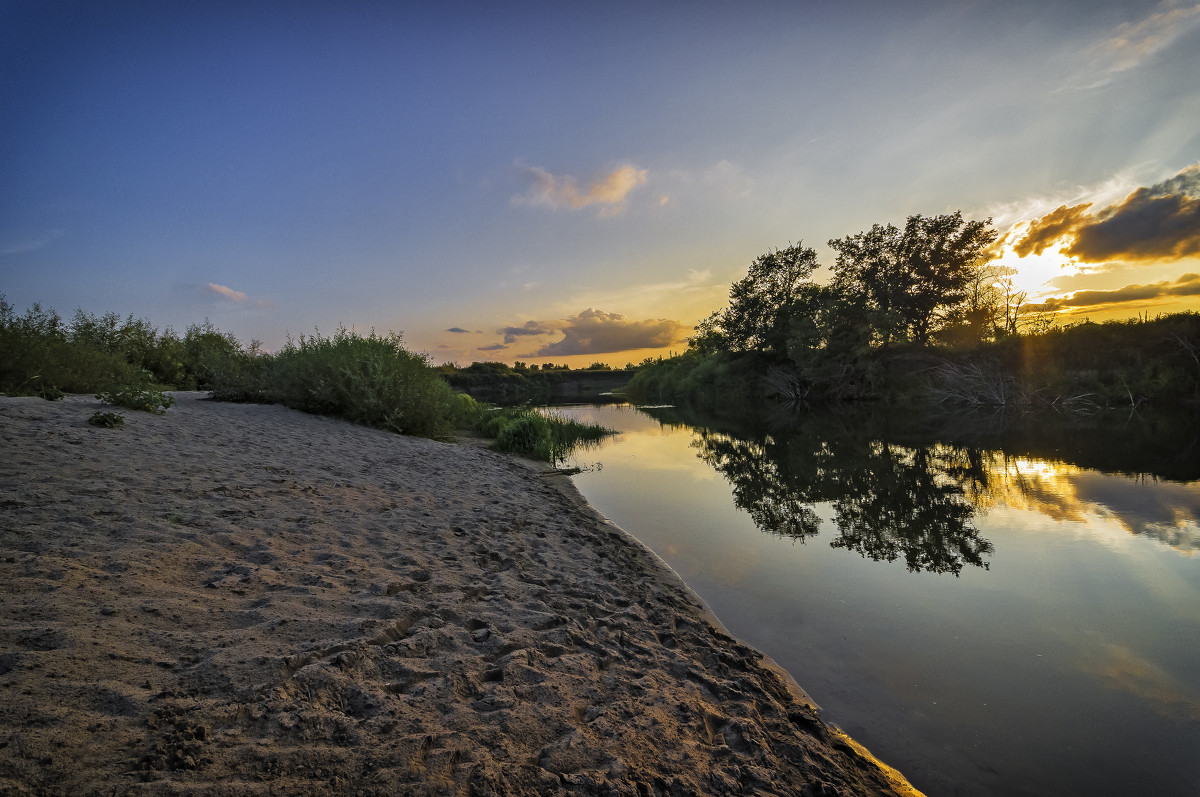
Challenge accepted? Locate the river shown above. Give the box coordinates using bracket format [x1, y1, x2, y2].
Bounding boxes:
[552, 402, 1200, 797]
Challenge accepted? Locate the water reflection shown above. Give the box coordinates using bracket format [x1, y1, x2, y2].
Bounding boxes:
[641, 405, 1200, 572]
[975, 457, 1200, 553]
[688, 425, 993, 575]
[558, 402, 1200, 797]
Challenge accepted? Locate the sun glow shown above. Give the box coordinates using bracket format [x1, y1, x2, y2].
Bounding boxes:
[991, 235, 1087, 301]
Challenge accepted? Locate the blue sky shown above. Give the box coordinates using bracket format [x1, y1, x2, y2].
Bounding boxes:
[2, 0, 1199, 366]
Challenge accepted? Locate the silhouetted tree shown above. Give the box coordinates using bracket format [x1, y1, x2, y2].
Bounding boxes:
[692, 243, 821, 357]
[829, 212, 997, 345]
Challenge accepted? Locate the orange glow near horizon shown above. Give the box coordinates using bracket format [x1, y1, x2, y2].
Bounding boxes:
[991, 239, 1086, 301]
[989, 221, 1200, 323]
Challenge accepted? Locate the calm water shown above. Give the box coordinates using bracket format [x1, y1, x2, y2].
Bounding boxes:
[553, 403, 1200, 797]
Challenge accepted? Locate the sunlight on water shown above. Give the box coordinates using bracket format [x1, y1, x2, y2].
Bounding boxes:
[958, 453, 1200, 554]
[556, 403, 1200, 797]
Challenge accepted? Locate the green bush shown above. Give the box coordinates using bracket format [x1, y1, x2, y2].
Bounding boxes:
[88, 411, 125, 428]
[97, 376, 176, 414]
[0, 299, 143, 395]
[0, 296, 239, 396]
[211, 327, 462, 438]
[625, 351, 767, 407]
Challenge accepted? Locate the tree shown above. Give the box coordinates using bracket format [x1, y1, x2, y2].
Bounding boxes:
[691, 243, 821, 356]
[829, 212, 997, 346]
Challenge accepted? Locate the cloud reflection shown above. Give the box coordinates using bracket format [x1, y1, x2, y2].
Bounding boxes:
[980, 455, 1200, 553]
[1076, 636, 1200, 721]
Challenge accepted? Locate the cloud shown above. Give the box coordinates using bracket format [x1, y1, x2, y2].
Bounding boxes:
[1076, 638, 1200, 721]
[1013, 164, 1200, 263]
[531, 308, 689, 357]
[985, 169, 1150, 230]
[1029, 273, 1200, 311]
[1012, 203, 1094, 257]
[446, 327, 480, 334]
[1066, 2, 1200, 90]
[477, 343, 508, 352]
[499, 320, 554, 343]
[207, 283, 249, 303]
[205, 282, 273, 309]
[513, 163, 647, 215]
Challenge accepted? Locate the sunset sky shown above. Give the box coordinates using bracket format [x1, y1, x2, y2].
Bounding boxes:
[3, 1, 1199, 367]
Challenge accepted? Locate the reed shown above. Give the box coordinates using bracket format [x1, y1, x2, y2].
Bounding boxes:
[468, 405, 613, 464]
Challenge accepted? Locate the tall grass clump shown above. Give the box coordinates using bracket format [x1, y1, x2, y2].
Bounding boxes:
[468, 405, 613, 463]
[254, 327, 463, 438]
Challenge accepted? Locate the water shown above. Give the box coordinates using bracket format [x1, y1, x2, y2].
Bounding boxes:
[553, 403, 1200, 797]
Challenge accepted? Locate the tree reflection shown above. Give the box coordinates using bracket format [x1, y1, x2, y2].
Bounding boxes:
[691, 424, 994, 575]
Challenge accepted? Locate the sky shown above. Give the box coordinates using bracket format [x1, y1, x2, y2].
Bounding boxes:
[2, 0, 1199, 367]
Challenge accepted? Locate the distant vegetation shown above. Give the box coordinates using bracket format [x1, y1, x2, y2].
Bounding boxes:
[0, 295, 611, 460]
[627, 212, 1200, 411]
[440, 360, 638, 405]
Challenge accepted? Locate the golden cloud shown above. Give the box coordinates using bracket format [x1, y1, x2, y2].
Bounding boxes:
[514, 163, 648, 215]
[1025, 273, 1200, 312]
[1013, 164, 1200, 263]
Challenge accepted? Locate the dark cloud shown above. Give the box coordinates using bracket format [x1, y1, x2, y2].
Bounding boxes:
[1071, 189, 1200, 262]
[1013, 204, 1093, 257]
[477, 343, 508, 352]
[532, 308, 689, 357]
[446, 326, 477, 334]
[1028, 273, 1200, 311]
[1014, 164, 1200, 263]
[499, 320, 554, 344]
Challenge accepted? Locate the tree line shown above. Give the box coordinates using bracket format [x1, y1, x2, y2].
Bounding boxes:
[692, 212, 1001, 358]
[629, 212, 1200, 408]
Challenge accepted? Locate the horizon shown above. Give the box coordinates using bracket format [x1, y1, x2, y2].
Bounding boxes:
[2, 1, 1199, 368]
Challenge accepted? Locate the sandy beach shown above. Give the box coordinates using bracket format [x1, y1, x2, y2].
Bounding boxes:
[0, 392, 919, 796]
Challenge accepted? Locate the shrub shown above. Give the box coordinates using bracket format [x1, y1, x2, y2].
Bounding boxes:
[88, 411, 125, 428]
[217, 327, 463, 438]
[97, 376, 176, 414]
[0, 298, 143, 395]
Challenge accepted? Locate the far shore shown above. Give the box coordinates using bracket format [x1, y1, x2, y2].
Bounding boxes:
[0, 392, 921, 796]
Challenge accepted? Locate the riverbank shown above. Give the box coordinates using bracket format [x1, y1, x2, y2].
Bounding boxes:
[0, 393, 919, 796]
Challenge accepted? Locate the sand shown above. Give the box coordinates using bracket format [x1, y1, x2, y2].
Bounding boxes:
[0, 392, 920, 796]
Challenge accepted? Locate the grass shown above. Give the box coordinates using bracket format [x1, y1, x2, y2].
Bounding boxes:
[1, 296, 608, 461]
[229, 327, 465, 438]
[465, 403, 614, 464]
